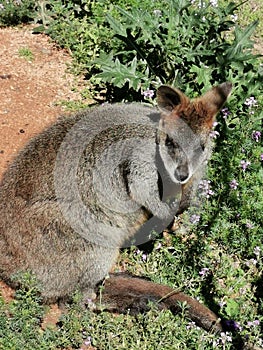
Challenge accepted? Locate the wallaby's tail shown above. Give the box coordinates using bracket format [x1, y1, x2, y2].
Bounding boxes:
[99, 273, 223, 333]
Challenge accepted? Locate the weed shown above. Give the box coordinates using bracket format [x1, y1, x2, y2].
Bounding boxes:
[18, 47, 34, 61]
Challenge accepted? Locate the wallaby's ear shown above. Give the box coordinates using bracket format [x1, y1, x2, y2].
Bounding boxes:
[157, 85, 189, 112]
[200, 82, 232, 116]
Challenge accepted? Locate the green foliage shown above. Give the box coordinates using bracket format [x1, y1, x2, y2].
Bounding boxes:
[18, 46, 34, 61]
[29, 0, 262, 104]
[0, 0, 36, 27]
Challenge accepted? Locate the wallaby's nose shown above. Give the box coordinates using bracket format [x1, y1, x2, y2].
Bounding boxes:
[179, 174, 188, 182]
[174, 167, 189, 183]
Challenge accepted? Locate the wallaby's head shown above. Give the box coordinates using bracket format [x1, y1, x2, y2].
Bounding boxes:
[157, 82, 232, 184]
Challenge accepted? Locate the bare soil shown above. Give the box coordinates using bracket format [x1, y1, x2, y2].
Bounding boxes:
[0, 24, 88, 175]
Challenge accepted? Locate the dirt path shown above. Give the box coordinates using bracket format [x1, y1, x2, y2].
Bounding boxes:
[0, 24, 87, 176]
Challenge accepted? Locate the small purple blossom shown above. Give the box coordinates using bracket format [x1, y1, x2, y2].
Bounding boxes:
[245, 258, 257, 267]
[141, 253, 147, 262]
[245, 96, 258, 108]
[199, 180, 215, 198]
[240, 160, 251, 171]
[246, 222, 254, 229]
[252, 130, 261, 142]
[254, 246, 261, 256]
[155, 242, 162, 250]
[84, 336, 92, 346]
[260, 154, 263, 161]
[153, 9, 162, 16]
[142, 89, 154, 99]
[247, 320, 260, 328]
[135, 249, 147, 262]
[219, 300, 226, 308]
[210, 0, 218, 7]
[199, 267, 210, 277]
[190, 214, 200, 224]
[230, 14, 238, 22]
[210, 130, 220, 139]
[221, 107, 230, 119]
[213, 332, 232, 346]
[186, 321, 200, 330]
[229, 179, 238, 190]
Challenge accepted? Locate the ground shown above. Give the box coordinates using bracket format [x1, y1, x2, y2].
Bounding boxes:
[0, 24, 88, 175]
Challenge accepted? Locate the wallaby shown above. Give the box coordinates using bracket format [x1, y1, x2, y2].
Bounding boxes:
[0, 83, 232, 332]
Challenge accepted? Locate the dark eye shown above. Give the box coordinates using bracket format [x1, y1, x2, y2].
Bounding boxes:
[200, 143, 205, 151]
[165, 136, 178, 156]
[165, 136, 176, 149]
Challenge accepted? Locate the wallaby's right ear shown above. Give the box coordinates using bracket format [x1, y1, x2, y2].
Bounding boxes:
[157, 85, 189, 113]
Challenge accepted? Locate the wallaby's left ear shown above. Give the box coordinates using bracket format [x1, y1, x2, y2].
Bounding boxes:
[157, 85, 189, 113]
[200, 82, 232, 116]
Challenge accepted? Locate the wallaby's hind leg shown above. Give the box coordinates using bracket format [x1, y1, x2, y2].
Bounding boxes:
[0, 200, 118, 303]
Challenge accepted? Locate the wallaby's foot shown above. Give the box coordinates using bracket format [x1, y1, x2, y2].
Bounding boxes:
[98, 274, 223, 333]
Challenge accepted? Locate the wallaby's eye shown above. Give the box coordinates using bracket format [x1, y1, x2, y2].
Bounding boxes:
[165, 136, 178, 156]
[200, 143, 205, 151]
[165, 136, 175, 148]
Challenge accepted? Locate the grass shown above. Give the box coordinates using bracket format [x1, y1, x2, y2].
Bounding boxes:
[0, 0, 262, 349]
[18, 47, 34, 61]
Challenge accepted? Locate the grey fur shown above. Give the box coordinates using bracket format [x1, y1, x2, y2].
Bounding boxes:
[0, 84, 232, 303]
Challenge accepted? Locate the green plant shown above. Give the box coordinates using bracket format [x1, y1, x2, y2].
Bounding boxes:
[18, 47, 34, 61]
[0, 0, 36, 27]
[91, 0, 262, 102]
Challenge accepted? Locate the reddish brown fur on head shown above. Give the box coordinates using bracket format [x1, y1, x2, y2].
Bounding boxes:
[157, 82, 232, 133]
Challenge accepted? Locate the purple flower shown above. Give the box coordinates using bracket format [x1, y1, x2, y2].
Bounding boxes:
[221, 107, 230, 119]
[210, 0, 218, 7]
[190, 214, 200, 224]
[141, 253, 147, 262]
[84, 336, 92, 346]
[142, 89, 154, 99]
[254, 246, 261, 256]
[229, 179, 238, 190]
[246, 222, 254, 229]
[210, 130, 220, 139]
[213, 332, 232, 346]
[219, 300, 226, 308]
[153, 9, 162, 16]
[245, 97, 258, 108]
[240, 160, 250, 171]
[155, 242, 162, 250]
[247, 320, 260, 327]
[260, 154, 263, 161]
[199, 267, 210, 277]
[245, 258, 257, 267]
[230, 14, 238, 22]
[252, 130, 261, 142]
[198, 180, 215, 198]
